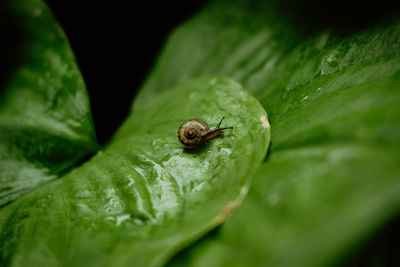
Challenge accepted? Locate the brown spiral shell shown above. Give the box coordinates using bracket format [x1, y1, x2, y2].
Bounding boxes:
[177, 119, 209, 149]
[178, 117, 233, 149]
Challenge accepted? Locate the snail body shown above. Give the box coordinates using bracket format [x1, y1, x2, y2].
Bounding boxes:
[178, 117, 233, 149]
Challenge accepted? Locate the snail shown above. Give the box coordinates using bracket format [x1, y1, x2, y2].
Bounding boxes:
[178, 117, 233, 149]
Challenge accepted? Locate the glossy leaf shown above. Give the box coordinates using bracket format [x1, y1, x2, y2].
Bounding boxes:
[128, 0, 400, 266]
[169, 143, 400, 267]
[0, 0, 98, 206]
[0, 77, 270, 266]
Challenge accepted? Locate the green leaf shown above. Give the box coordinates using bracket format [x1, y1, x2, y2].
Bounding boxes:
[169, 143, 400, 267]
[0, 77, 270, 266]
[2, 0, 399, 265]
[126, 0, 400, 266]
[0, 0, 98, 206]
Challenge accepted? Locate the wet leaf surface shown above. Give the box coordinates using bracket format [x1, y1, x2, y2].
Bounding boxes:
[0, 77, 270, 266]
[0, 0, 97, 206]
[134, 1, 400, 266]
[1, 0, 399, 266]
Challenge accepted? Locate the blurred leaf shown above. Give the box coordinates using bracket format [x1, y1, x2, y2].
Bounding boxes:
[127, 0, 400, 266]
[170, 143, 400, 267]
[0, 77, 270, 266]
[0, 0, 98, 206]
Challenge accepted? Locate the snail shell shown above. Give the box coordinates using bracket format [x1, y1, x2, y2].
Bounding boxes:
[178, 119, 209, 149]
[178, 117, 233, 149]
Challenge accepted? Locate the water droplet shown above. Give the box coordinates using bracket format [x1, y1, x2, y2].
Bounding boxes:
[133, 218, 145, 225]
[105, 216, 115, 222]
[189, 92, 198, 100]
[127, 175, 135, 187]
[301, 95, 309, 103]
[75, 190, 91, 199]
[232, 104, 241, 109]
[116, 214, 131, 226]
[326, 53, 339, 67]
[268, 193, 279, 205]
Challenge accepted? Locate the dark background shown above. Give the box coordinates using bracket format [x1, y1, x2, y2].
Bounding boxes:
[46, 0, 208, 145]
[45, 0, 400, 146]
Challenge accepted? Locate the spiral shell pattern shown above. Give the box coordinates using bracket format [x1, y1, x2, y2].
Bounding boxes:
[178, 119, 209, 149]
